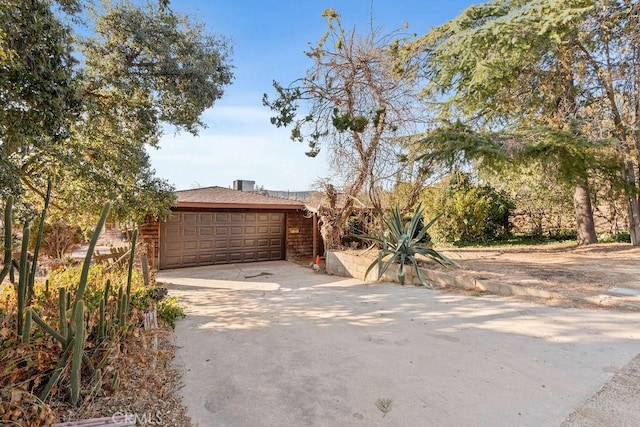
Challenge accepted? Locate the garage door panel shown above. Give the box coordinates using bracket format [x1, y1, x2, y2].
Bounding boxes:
[198, 253, 213, 263]
[214, 253, 229, 263]
[270, 250, 282, 259]
[183, 240, 198, 250]
[160, 211, 285, 269]
[199, 240, 213, 250]
[165, 241, 181, 251]
[199, 227, 213, 236]
[270, 225, 282, 234]
[182, 254, 197, 264]
[165, 227, 181, 238]
[183, 213, 197, 222]
[163, 255, 182, 266]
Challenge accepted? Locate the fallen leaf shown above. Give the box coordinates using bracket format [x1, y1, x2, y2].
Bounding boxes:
[10, 389, 22, 403]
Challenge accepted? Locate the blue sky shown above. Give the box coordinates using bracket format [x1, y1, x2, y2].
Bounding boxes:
[149, 0, 476, 191]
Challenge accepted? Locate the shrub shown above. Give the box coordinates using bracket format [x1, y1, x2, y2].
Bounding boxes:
[30, 220, 82, 259]
[597, 231, 631, 243]
[48, 263, 143, 311]
[157, 297, 186, 329]
[360, 203, 455, 286]
[424, 171, 514, 244]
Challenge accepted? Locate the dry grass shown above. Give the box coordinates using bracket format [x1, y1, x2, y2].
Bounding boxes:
[0, 263, 192, 427]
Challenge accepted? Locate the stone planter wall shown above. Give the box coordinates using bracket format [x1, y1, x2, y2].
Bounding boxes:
[326, 250, 476, 288]
[325, 250, 562, 299]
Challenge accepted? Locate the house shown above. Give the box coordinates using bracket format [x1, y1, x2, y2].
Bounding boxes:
[139, 186, 321, 270]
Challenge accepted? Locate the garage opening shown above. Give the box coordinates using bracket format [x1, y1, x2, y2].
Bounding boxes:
[159, 211, 285, 269]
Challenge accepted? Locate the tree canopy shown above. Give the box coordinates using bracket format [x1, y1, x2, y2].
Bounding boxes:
[0, 0, 233, 226]
[404, 0, 640, 245]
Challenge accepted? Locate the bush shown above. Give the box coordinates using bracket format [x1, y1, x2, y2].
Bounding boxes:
[48, 263, 144, 312]
[423, 171, 514, 244]
[157, 297, 186, 329]
[29, 220, 82, 259]
[597, 231, 631, 243]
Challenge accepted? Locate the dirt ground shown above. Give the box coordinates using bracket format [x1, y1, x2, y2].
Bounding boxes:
[435, 242, 640, 311]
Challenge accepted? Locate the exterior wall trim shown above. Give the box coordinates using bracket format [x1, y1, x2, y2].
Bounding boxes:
[175, 201, 305, 210]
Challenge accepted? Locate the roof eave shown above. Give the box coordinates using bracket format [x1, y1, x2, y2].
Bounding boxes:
[174, 201, 306, 210]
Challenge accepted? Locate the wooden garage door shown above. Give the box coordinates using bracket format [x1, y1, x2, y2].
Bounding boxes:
[159, 211, 285, 269]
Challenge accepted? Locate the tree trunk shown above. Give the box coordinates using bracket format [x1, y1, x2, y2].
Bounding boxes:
[573, 183, 598, 245]
[627, 198, 640, 245]
[625, 161, 640, 245]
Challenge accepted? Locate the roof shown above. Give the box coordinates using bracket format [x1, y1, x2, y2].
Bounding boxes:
[173, 186, 306, 210]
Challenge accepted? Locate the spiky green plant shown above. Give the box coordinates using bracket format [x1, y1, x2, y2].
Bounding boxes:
[0, 195, 13, 284]
[70, 299, 85, 406]
[22, 307, 32, 344]
[27, 180, 52, 303]
[98, 298, 105, 341]
[362, 203, 455, 286]
[124, 229, 138, 319]
[58, 287, 67, 337]
[70, 203, 110, 322]
[17, 220, 30, 333]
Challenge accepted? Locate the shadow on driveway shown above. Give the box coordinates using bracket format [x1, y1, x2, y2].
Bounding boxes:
[158, 261, 640, 427]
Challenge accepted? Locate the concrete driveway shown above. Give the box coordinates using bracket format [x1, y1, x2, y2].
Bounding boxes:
[158, 261, 640, 427]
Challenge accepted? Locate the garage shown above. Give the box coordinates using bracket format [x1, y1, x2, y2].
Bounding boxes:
[159, 210, 285, 269]
[139, 185, 322, 270]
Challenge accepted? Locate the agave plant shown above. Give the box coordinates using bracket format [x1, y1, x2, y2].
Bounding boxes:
[362, 203, 455, 286]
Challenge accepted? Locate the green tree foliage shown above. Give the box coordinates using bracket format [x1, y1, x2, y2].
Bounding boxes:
[482, 163, 576, 238]
[423, 171, 514, 244]
[0, 0, 81, 204]
[404, 0, 640, 245]
[0, 0, 233, 226]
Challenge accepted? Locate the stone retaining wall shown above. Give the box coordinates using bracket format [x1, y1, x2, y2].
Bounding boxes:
[326, 250, 562, 299]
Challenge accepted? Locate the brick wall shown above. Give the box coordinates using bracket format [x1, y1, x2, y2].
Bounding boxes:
[138, 219, 160, 270]
[285, 210, 316, 260]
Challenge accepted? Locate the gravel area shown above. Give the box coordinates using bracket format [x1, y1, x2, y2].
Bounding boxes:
[563, 354, 640, 427]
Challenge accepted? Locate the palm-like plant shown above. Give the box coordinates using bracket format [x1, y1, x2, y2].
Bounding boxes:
[362, 203, 455, 286]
